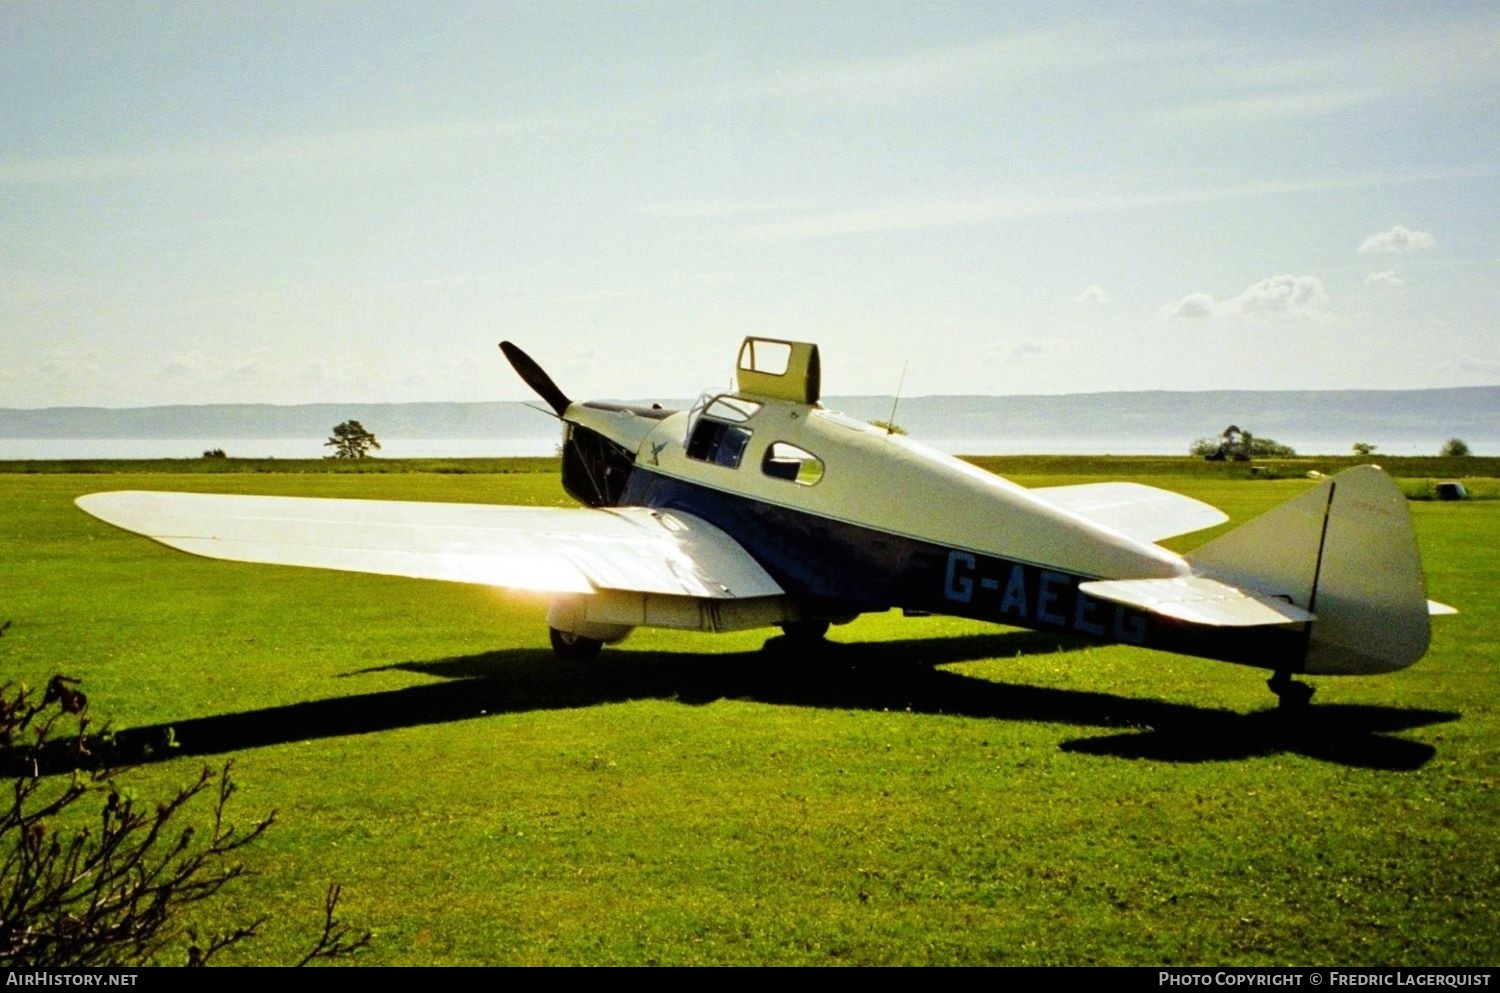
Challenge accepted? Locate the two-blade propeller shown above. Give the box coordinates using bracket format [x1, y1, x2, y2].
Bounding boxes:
[499, 341, 572, 417]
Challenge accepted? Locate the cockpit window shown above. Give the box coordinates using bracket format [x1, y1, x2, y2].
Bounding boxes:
[762, 442, 824, 485]
[684, 394, 761, 469]
[687, 419, 752, 468]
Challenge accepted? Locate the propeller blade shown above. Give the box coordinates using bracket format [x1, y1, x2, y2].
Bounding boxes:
[499, 341, 571, 416]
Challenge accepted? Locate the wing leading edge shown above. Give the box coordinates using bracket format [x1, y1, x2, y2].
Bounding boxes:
[75, 491, 783, 600]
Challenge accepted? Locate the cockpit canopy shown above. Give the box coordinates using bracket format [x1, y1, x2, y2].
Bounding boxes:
[735, 337, 820, 404]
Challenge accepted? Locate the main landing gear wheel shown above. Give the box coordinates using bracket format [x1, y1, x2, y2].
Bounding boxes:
[549, 627, 603, 661]
[1267, 670, 1315, 710]
[778, 619, 830, 643]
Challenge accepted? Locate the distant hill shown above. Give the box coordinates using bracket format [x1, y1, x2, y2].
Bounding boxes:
[2, 386, 1495, 454]
[828, 386, 1500, 450]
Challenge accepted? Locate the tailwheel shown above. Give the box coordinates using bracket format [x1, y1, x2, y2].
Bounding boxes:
[1267, 669, 1315, 710]
[549, 627, 603, 661]
[778, 618, 830, 643]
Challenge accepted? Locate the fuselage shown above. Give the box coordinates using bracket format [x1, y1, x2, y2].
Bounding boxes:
[563, 394, 1307, 670]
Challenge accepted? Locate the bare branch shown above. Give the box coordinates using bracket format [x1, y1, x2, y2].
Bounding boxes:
[0, 653, 369, 967]
[295, 884, 373, 966]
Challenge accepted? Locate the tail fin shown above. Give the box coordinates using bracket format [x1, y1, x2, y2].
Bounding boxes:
[1187, 466, 1432, 675]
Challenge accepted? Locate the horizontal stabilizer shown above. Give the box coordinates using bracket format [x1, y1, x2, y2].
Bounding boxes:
[1078, 576, 1315, 627]
[1030, 482, 1228, 543]
[76, 491, 783, 600]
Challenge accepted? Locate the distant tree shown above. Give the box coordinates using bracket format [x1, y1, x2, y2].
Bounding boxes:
[324, 420, 381, 460]
[1193, 425, 1295, 460]
[1247, 435, 1296, 458]
[1221, 425, 1250, 461]
[1352, 442, 1378, 456]
[1440, 437, 1472, 457]
[202, 448, 228, 459]
[1190, 436, 1222, 458]
[869, 419, 907, 436]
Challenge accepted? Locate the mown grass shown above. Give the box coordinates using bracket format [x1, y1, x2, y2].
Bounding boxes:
[1, 458, 1496, 965]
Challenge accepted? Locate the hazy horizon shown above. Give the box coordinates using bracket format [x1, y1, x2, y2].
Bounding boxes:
[5, 386, 1492, 460]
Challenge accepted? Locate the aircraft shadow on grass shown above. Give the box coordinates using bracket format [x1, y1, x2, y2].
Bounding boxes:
[25, 631, 1455, 774]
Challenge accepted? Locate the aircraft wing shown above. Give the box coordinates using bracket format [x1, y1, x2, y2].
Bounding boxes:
[1029, 482, 1229, 543]
[75, 491, 783, 600]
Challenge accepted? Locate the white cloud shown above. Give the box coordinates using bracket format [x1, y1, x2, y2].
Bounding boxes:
[1160, 275, 1329, 320]
[1364, 270, 1404, 287]
[1160, 293, 1216, 319]
[1072, 285, 1109, 304]
[1227, 274, 1329, 317]
[1358, 224, 1435, 253]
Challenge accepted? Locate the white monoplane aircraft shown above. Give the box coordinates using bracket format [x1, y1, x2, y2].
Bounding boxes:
[78, 338, 1453, 707]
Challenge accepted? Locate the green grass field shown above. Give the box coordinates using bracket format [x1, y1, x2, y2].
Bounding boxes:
[1, 457, 1496, 965]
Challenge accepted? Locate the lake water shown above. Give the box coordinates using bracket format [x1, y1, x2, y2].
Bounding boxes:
[0, 434, 1483, 460]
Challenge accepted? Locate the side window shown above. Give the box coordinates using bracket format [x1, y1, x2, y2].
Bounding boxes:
[761, 442, 824, 485]
[687, 419, 753, 469]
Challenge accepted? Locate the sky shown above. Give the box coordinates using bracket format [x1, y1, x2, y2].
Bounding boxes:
[2, 1, 1497, 407]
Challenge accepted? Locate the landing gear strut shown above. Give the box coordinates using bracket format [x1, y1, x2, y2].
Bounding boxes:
[778, 619, 830, 643]
[1267, 670, 1314, 710]
[549, 627, 603, 661]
